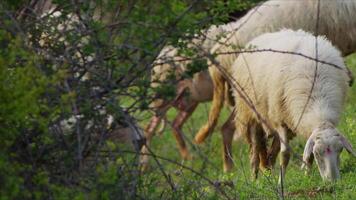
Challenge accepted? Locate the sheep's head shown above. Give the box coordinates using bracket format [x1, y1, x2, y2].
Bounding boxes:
[302, 127, 355, 182]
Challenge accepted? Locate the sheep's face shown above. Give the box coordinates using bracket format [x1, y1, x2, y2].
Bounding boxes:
[303, 128, 355, 182]
[312, 130, 342, 181]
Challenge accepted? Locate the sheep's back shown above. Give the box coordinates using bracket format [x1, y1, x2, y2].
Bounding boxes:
[213, 0, 356, 76]
[232, 30, 349, 135]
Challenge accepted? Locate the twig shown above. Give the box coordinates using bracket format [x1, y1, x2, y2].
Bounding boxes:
[280, 167, 285, 200]
[142, 145, 176, 191]
[120, 150, 235, 200]
[64, 79, 83, 171]
[293, 0, 321, 132]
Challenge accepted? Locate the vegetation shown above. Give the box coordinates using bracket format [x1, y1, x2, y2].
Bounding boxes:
[0, 0, 354, 199]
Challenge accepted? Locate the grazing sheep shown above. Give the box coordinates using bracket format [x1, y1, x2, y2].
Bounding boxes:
[141, 21, 272, 171]
[145, 17, 305, 172]
[196, 0, 356, 143]
[231, 29, 355, 182]
[108, 122, 146, 151]
[195, 0, 355, 170]
[140, 24, 243, 170]
[58, 112, 145, 151]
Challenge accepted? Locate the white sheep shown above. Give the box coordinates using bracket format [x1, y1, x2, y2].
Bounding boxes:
[195, 0, 355, 171]
[196, 0, 356, 143]
[231, 29, 355, 182]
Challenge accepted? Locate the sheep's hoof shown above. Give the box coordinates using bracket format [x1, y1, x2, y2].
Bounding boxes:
[259, 164, 272, 172]
[194, 135, 204, 144]
[194, 127, 210, 144]
[181, 148, 192, 160]
[251, 172, 258, 180]
[301, 164, 311, 175]
[223, 164, 234, 173]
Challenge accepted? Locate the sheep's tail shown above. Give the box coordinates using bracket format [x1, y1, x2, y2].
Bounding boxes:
[194, 66, 225, 144]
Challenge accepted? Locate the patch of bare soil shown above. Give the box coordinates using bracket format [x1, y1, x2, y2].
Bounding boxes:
[287, 186, 334, 198]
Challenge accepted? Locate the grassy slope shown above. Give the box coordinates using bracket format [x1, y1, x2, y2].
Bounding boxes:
[139, 54, 356, 199]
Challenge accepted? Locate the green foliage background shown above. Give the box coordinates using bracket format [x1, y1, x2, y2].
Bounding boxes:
[0, 0, 263, 199]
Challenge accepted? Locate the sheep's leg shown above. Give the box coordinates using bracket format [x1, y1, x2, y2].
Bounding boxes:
[221, 112, 235, 172]
[278, 127, 290, 185]
[301, 154, 314, 174]
[261, 124, 280, 169]
[140, 115, 161, 171]
[146, 115, 162, 135]
[172, 101, 198, 160]
[256, 125, 269, 171]
[250, 124, 270, 176]
[249, 123, 260, 179]
[195, 67, 225, 143]
[267, 134, 280, 168]
[241, 122, 259, 179]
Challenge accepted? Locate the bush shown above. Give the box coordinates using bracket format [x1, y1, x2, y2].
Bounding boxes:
[0, 0, 262, 199]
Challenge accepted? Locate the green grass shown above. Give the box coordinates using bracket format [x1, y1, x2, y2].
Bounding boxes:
[136, 54, 356, 199]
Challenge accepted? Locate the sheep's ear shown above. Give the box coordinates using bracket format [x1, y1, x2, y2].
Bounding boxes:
[339, 134, 356, 157]
[303, 135, 315, 164]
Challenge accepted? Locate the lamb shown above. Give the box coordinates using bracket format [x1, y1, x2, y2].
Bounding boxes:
[231, 29, 355, 182]
[195, 0, 356, 169]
